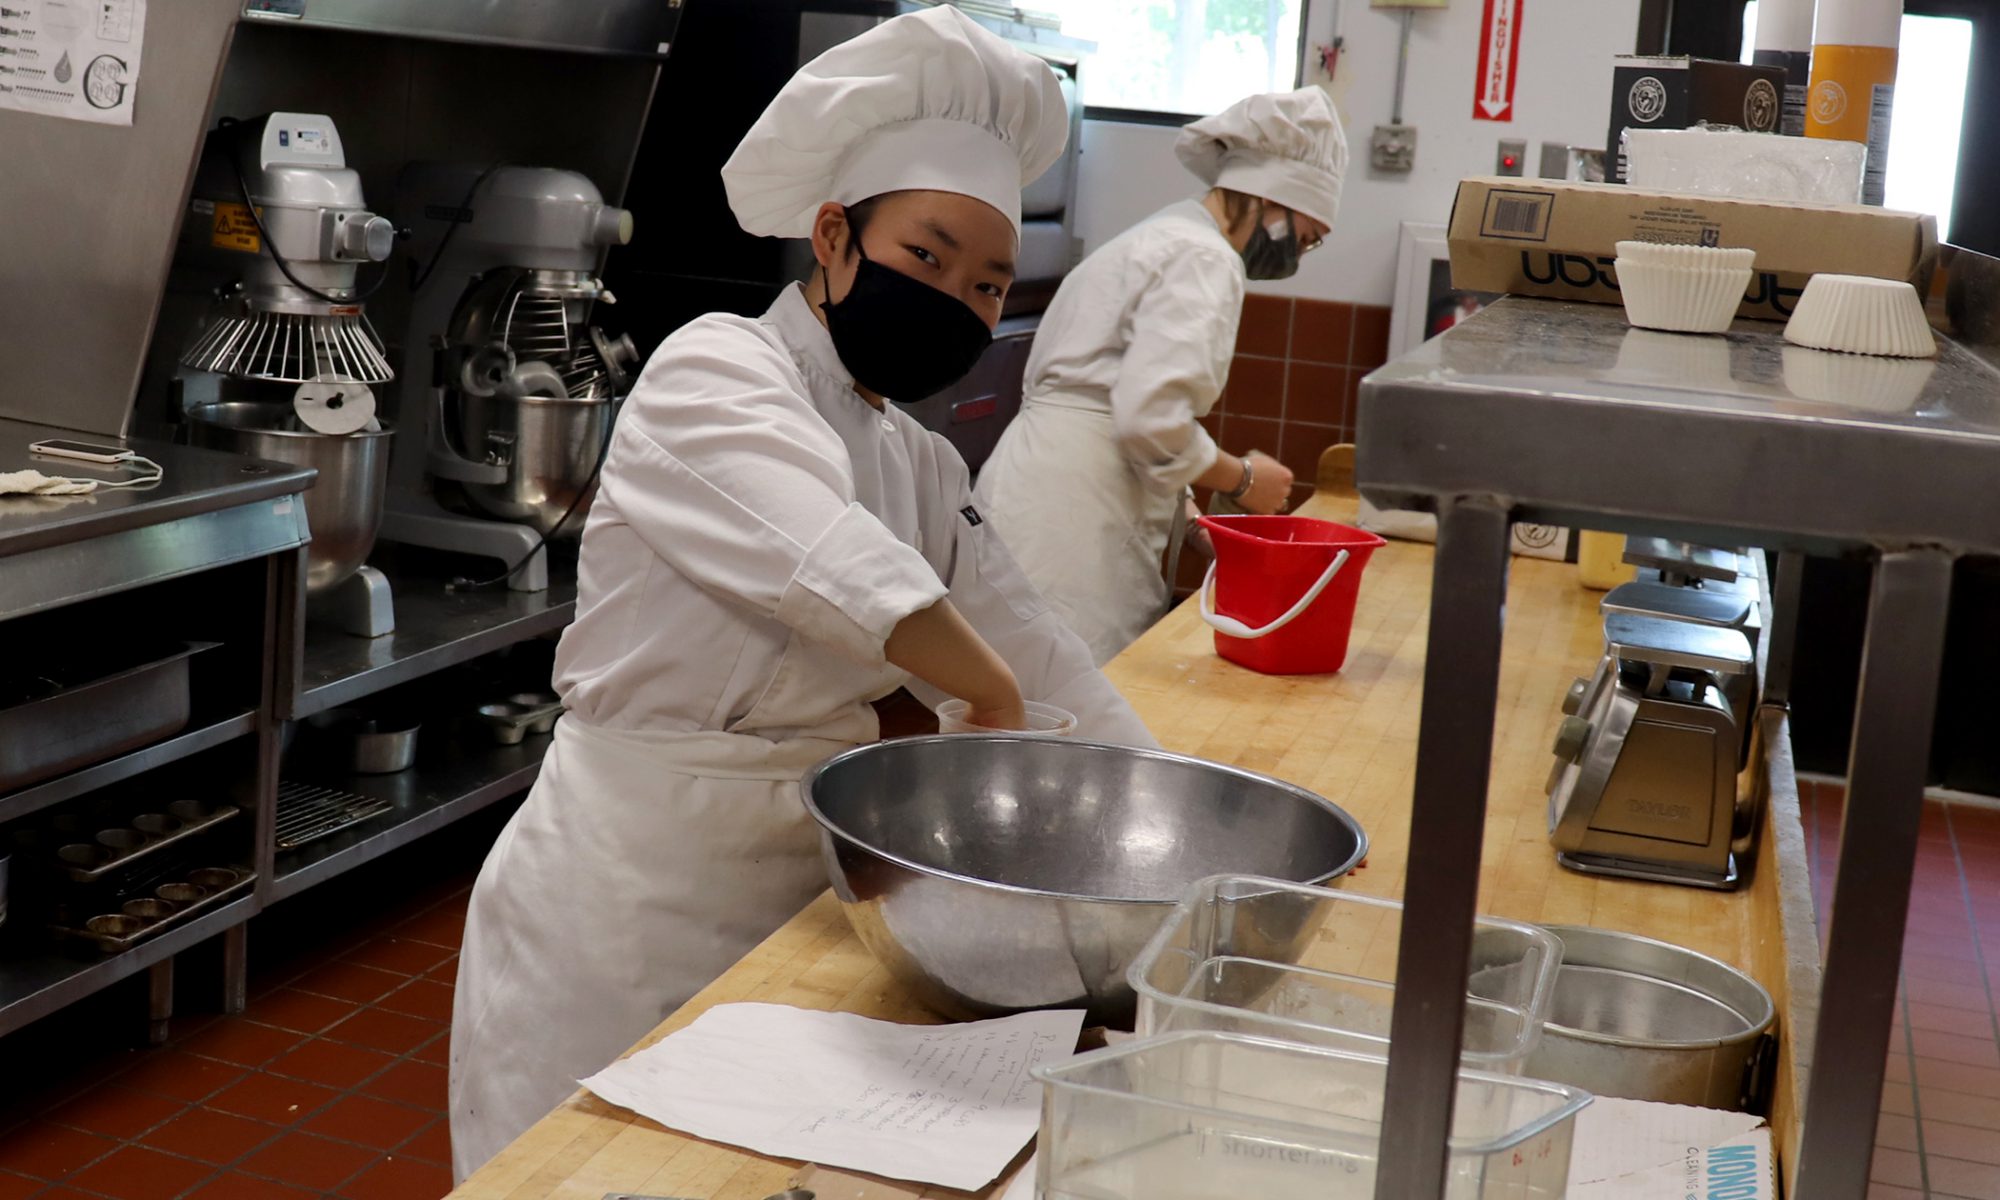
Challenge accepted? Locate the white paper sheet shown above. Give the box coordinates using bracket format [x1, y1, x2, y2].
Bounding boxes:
[1568, 1097, 1771, 1200]
[581, 1003, 1085, 1192]
[0, 0, 147, 126]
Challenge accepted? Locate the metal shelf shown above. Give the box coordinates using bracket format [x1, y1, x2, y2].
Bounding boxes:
[269, 729, 549, 900]
[0, 895, 256, 1040]
[0, 708, 258, 827]
[288, 561, 576, 720]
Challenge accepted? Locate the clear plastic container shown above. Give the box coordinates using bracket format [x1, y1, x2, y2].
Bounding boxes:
[1128, 875, 1561, 1074]
[935, 699, 1077, 736]
[1033, 1031, 1591, 1200]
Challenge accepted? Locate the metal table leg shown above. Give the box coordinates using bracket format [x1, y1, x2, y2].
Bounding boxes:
[1793, 548, 1954, 1200]
[223, 924, 248, 1015]
[1762, 550, 1806, 708]
[147, 958, 174, 1047]
[1374, 498, 1514, 1200]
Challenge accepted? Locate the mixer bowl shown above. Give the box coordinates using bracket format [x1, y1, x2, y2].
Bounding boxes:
[802, 735, 1368, 1027]
[185, 402, 392, 596]
[455, 392, 614, 538]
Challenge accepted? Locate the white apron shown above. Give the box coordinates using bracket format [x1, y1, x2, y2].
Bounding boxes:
[972, 200, 1244, 666]
[977, 396, 1181, 665]
[447, 718, 846, 1181]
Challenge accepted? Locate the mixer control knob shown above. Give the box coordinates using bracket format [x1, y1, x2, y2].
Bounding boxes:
[593, 206, 635, 247]
[340, 214, 397, 262]
[1552, 716, 1592, 763]
[1561, 677, 1590, 716]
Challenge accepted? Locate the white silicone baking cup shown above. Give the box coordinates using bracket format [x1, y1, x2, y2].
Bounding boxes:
[1782, 274, 1937, 358]
[1613, 242, 1757, 335]
[1614, 241, 1758, 271]
[1782, 344, 1937, 413]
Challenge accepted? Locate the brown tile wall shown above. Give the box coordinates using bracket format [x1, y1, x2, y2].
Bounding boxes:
[1194, 294, 1391, 511]
[1175, 295, 1392, 596]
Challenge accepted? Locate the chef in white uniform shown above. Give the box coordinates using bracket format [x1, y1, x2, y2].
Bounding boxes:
[447, 8, 1155, 1180]
[975, 87, 1350, 664]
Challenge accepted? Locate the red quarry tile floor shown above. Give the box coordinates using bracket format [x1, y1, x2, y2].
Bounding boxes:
[1805, 778, 2000, 1199]
[0, 813, 506, 1200]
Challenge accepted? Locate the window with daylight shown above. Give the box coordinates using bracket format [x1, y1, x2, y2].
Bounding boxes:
[1036, 0, 1307, 117]
[1740, 2, 1972, 240]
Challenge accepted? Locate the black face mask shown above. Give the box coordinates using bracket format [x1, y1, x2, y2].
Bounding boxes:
[820, 240, 993, 403]
[1241, 209, 1302, 281]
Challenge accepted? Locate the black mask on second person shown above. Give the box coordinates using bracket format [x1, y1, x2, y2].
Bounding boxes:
[1241, 209, 1303, 281]
[820, 237, 993, 403]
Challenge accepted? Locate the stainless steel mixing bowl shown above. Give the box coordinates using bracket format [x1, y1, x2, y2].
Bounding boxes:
[1523, 924, 1777, 1109]
[802, 735, 1368, 1027]
[185, 401, 392, 595]
[455, 390, 614, 538]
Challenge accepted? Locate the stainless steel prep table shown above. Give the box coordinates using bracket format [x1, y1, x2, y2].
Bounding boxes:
[1357, 295, 1998, 1200]
[0, 417, 312, 1042]
[0, 418, 313, 623]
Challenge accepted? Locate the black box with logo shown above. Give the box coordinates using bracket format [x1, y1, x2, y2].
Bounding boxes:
[1605, 56, 1788, 183]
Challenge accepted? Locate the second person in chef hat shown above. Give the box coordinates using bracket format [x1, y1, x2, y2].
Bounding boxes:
[975, 86, 1349, 665]
[447, 6, 1157, 1182]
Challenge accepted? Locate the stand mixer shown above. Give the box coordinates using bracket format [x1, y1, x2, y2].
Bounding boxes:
[382, 164, 638, 591]
[173, 112, 400, 637]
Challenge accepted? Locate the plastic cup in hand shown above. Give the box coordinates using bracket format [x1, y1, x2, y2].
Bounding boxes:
[936, 699, 1078, 737]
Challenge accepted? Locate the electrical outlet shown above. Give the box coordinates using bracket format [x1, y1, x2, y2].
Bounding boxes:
[1371, 124, 1417, 172]
[1496, 138, 1527, 176]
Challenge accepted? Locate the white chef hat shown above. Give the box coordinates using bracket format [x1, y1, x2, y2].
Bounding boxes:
[722, 5, 1070, 239]
[1176, 86, 1349, 231]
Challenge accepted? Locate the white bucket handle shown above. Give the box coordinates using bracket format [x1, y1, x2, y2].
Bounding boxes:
[1200, 548, 1351, 640]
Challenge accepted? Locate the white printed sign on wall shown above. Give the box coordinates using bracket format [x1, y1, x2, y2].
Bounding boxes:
[0, 0, 147, 127]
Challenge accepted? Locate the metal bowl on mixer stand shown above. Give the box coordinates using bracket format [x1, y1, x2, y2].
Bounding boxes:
[441, 267, 634, 538]
[454, 383, 616, 537]
[185, 400, 393, 595]
[802, 735, 1368, 1028]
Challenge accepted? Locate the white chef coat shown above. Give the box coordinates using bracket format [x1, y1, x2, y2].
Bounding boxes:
[449, 284, 1155, 1183]
[974, 199, 1245, 664]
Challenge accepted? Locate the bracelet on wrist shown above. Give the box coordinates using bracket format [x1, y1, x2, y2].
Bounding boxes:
[1226, 455, 1255, 500]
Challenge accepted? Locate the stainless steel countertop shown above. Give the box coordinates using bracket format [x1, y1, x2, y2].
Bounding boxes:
[0, 417, 314, 560]
[1357, 297, 2000, 555]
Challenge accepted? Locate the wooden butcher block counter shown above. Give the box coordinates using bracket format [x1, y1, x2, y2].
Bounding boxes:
[452, 472, 1821, 1200]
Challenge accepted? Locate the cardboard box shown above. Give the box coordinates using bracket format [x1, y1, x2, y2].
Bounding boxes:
[1446, 176, 1938, 322]
[1607, 56, 1787, 182]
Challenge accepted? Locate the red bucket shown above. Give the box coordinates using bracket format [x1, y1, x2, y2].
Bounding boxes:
[1196, 515, 1386, 676]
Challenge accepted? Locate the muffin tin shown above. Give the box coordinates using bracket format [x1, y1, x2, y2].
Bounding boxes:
[53, 865, 255, 953]
[45, 798, 242, 884]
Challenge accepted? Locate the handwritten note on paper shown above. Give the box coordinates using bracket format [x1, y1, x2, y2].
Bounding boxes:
[579, 1003, 1085, 1191]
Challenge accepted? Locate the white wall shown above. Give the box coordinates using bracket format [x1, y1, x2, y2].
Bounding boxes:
[1074, 0, 1641, 306]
